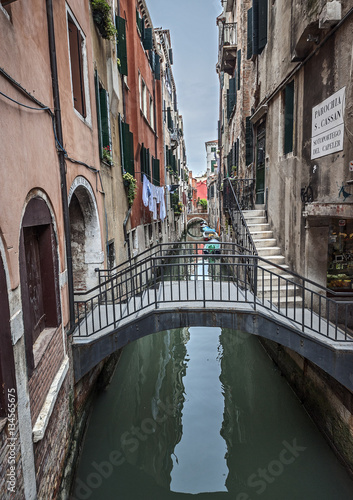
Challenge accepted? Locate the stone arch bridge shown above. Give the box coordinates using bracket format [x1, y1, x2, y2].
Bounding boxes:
[72, 242, 353, 392]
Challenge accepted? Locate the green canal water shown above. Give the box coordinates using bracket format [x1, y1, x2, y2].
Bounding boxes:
[71, 326, 353, 500]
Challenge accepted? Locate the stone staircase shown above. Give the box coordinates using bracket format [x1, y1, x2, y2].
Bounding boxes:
[242, 207, 302, 307]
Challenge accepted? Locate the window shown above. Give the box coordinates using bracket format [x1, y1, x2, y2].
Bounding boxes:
[20, 198, 60, 377]
[0, 253, 16, 418]
[67, 13, 87, 117]
[152, 157, 160, 186]
[247, 8, 253, 59]
[155, 54, 161, 80]
[150, 95, 154, 130]
[251, 0, 268, 55]
[167, 107, 174, 130]
[136, 8, 142, 35]
[119, 117, 134, 175]
[237, 50, 241, 89]
[140, 144, 151, 181]
[116, 16, 128, 76]
[143, 27, 153, 51]
[140, 78, 147, 116]
[227, 77, 236, 120]
[211, 160, 217, 173]
[284, 80, 294, 155]
[211, 147, 216, 153]
[94, 71, 112, 161]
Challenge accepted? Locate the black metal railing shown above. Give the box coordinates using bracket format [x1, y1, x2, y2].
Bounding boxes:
[73, 242, 353, 343]
[229, 178, 256, 211]
[223, 177, 258, 292]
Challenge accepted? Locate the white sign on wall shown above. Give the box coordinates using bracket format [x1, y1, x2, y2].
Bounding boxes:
[311, 87, 345, 160]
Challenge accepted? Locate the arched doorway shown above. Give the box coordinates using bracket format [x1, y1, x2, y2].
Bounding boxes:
[68, 177, 103, 292]
[19, 197, 61, 377]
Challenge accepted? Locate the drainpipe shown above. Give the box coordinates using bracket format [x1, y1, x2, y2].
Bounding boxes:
[46, 0, 75, 331]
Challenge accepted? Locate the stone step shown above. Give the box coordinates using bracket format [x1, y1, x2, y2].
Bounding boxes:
[260, 255, 286, 265]
[250, 230, 274, 239]
[260, 261, 289, 273]
[260, 284, 301, 295]
[242, 210, 265, 217]
[257, 246, 282, 257]
[257, 273, 293, 283]
[243, 216, 268, 225]
[253, 238, 277, 248]
[248, 223, 271, 233]
[258, 294, 303, 307]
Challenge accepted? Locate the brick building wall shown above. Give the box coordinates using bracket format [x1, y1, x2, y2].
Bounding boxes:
[28, 328, 65, 426]
[34, 375, 71, 499]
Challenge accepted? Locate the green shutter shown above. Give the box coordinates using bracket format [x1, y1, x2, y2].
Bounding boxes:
[152, 158, 160, 186]
[247, 8, 253, 59]
[167, 107, 173, 130]
[94, 70, 103, 159]
[128, 128, 134, 175]
[149, 50, 155, 71]
[258, 0, 268, 52]
[143, 27, 153, 50]
[141, 144, 151, 181]
[116, 16, 128, 76]
[284, 80, 294, 155]
[99, 88, 111, 150]
[120, 120, 134, 175]
[252, 0, 259, 55]
[237, 50, 241, 90]
[136, 9, 142, 34]
[228, 77, 236, 118]
[245, 116, 253, 165]
[155, 54, 161, 80]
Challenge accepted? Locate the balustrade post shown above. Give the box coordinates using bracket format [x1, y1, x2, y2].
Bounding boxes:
[153, 257, 158, 309]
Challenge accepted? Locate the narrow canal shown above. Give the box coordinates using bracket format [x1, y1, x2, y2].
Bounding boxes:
[71, 224, 353, 499]
[72, 326, 353, 499]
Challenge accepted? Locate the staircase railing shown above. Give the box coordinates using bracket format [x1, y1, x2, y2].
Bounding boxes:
[223, 177, 258, 293]
[73, 242, 353, 343]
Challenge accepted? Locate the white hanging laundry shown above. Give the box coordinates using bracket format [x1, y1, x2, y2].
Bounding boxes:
[159, 190, 166, 220]
[149, 183, 156, 212]
[142, 174, 150, 207]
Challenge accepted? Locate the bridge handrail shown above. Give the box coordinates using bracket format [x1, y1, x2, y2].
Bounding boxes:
[73, 248, 353, 341]
[74, 248, 353, 299]
[83, 241, 253, 295]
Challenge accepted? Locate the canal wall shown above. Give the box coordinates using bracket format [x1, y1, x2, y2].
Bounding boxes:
[57, 351, 121, 499]
[259, 338, 353, 474]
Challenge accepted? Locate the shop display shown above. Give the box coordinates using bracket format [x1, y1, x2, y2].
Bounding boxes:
[327, 219, 353, 290]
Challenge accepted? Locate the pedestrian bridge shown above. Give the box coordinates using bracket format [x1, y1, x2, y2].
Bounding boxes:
[72, 242, 353, 391]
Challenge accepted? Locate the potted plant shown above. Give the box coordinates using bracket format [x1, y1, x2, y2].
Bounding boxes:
[123, 172, 137, 207]
[91, 0, 117, 40]
[102, 145, 113, 164]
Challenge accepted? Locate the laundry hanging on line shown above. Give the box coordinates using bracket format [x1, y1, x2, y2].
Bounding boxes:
[142, 174, 167, 221]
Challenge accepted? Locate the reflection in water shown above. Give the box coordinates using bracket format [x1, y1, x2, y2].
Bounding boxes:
[72, 328, 353, 500]
[170, 327, 227, 493]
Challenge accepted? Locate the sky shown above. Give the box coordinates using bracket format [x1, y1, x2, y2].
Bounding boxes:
[146, 0, 221, 176]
